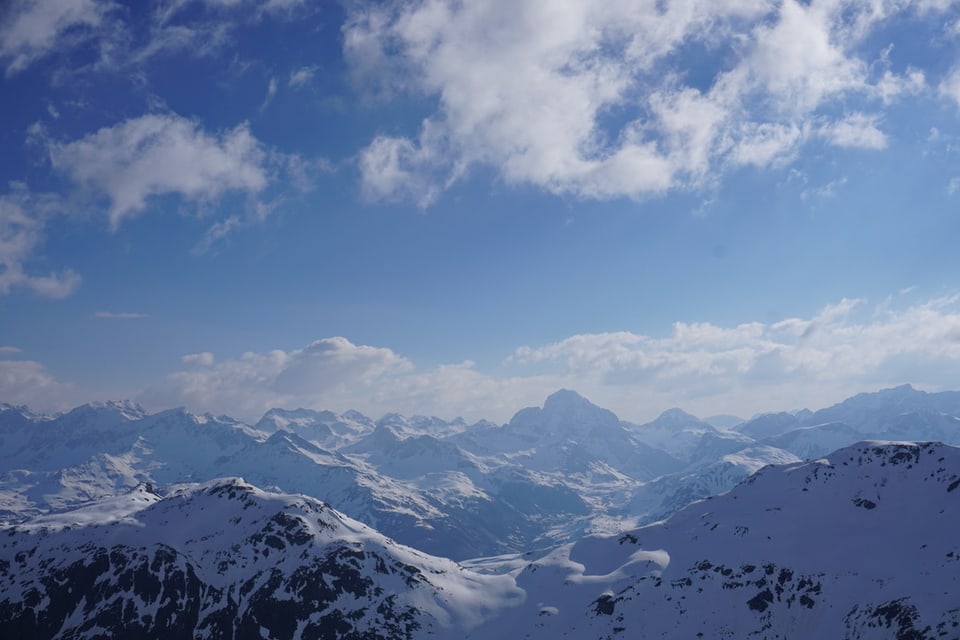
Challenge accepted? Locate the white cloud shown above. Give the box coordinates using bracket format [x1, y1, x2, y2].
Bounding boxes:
[288, 65, 317, 88]
[506, 294, 960, 419]
[181, 352, 215, 366]
[819, 113, 887, 150]
[0, 358, 77, 411]
[93, 311, 147, 319]
[939, 65, 960, 108]
[0, 346, 23, 354]
[0, 0, 113, 74]
[0, 186, 80, 298]
[347, 0, 944, 205]
[136, 293, 960, 423]
[49, 114, 270, 227]
[260, 77, 278, 112]
[141, 337, 415, 420]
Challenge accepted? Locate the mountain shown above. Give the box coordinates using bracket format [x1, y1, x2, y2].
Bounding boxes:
[629, 408, 718, 461]
[0, 478, 523, 639]
[624, 444, 802, 526]
[462, 440, 960, 639]
[451, 390, 682, 480]
[0, 404, 509, 559]
[254, 407, 375, 449]
[743, 386, 960, 459]
[4, 441, 958, 639]
[7, 385, 960, 566]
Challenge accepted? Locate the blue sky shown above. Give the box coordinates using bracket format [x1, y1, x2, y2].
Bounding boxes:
[3, 0, 960, 423]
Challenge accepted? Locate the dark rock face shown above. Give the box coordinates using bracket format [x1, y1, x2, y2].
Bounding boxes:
[0, 544, 209, 639]
[0, 538, 426, 640]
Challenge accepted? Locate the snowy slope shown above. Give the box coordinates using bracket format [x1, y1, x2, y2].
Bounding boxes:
[624, 444, 802, 526]
[463, 441, 960, 639]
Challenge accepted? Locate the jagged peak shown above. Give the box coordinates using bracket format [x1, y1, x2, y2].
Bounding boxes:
[65, 399, 147, 421]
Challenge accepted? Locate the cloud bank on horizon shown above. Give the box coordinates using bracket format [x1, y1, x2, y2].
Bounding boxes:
[2, 292, 959, 424]
[2, 0, 960, 422]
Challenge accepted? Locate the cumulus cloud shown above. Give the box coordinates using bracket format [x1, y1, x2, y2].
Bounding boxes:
[0, 186, 80, 298]
[0, 358, 77, 410]
[49, 114, 270, 227]
[346, 0, 943, 205]
[137, 294, 960, 423]
[142, 337, 415, 420]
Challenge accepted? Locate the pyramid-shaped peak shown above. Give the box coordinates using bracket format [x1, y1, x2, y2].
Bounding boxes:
[543, 389, 596, 412]
[649, 407, 706, 427]
[508, 389, 621, 433]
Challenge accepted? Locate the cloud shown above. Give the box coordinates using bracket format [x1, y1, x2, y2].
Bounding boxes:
[288, 65, 317, 88]
[0, 186, 80, 298]
[0, 0, 114, 75]
[49, 113, 270, 227]
[347, 0, 943, 205]
[260, 77, 278, 112]
[0, 346, 23, 355]
[136, 293, 960, 424]
[93, 311, 147, 319]
[141, 337, 415, 420]
[506, 294, 960, 418]
[0, 358, 77, 411]
[939, 64, 960, 108]
[818, 113, 887, 150]
[181, 352, 215, 366]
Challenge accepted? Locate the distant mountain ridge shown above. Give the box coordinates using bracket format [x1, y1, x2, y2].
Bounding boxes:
[3, 384, 960, 563]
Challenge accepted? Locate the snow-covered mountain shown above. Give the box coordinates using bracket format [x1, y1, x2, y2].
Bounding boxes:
[3, 441, 958, 639]
[254, 407, 375, 449]
[737, 385, 960, 458]
[6, 384, 960, 566]
[0, 404, 515, 559]
[0, 478, 523, 639]
[450, 390, 683, 481]
[628, 407, 718, 462]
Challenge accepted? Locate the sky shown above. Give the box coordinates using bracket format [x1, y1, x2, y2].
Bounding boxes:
[3, 0, 960, 424]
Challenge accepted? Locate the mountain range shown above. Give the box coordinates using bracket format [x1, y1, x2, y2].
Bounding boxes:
[2, 384, 960, 638]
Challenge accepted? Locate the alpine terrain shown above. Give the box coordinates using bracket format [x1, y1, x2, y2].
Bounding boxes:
[1, 386, 959, 638]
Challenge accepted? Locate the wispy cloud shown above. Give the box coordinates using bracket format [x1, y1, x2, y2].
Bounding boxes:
[0, 185, 80, 298]
[93, 311, 148, 319]
[260, 77, 278, 112]
[0, 0, 115, 75]
[346, 0, 940, 205]
[288, 65, 317, 88]
[0, 346, 22, 354]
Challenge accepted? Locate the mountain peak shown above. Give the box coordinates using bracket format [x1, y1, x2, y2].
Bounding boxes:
[647, 407, 707, 428]
[541, 389, 615, 422]
[508, 389, 621, 435]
